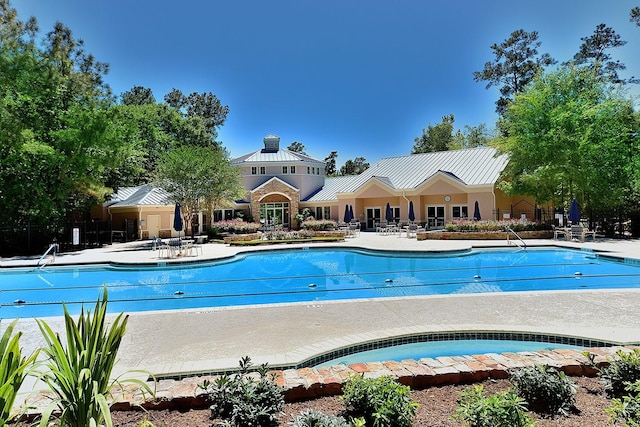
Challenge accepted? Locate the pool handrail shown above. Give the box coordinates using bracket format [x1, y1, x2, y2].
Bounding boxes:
[506, 228, 527, 249]
[36, 243, 57, 269]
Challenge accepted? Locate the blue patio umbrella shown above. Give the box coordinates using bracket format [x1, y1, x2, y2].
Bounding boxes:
[173, 202, 183, 235]
[349, 205, 354, 222]
[473, 200, 481, 221]
[385, 202, 393, 222]
[343, 205, 351, 223]
[408, 201, 415, 222]
[568, 198, 580, 224]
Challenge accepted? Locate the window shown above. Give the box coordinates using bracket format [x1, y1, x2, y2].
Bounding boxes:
[282, 166, 288, 174]
[315, 206, 331, 220]
[290, 166, 295, 174]
[251, 167, 257, 175]
[452, 205, 469, 219]
[260, 166, 266, 175]
[307, 166, 310, 174]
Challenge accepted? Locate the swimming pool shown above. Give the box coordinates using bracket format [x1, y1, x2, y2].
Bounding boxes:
[315, 340, 584, 367]
[2, 247, 640, 318]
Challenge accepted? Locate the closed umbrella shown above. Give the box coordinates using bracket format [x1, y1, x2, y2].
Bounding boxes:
[408, 201, 415, 222]
[173, 203, 183, 237]
[343, 205, 351, 223]
[349, 205, 354, 222]
[569, 199, 580, 224]
[473, 200, 481, 221]
[385, 202, 393, 222]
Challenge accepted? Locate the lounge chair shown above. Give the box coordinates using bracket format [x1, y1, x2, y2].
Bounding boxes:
[570, 225, 596, 242]
[552, 225, 567, 240]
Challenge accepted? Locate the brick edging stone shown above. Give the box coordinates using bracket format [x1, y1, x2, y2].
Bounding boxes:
[102, 346, 634, 412]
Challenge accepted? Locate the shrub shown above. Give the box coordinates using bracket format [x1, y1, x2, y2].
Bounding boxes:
[36, 288, 153, 427]
[606, 380, 640, 426]
[0, 320, 38, 424]
[288, 409, 349, 427]
[510, 365, 577, 416]
[301, 219, 338, 231]
[444, 219, 550, 232]
[453, 385, 533, 427]
[599, 349, 640, 398]
[200, 356, 284, 427]
[264, 230, 315, 241]
[210, 220, 262, 236]
[341, 374, 417, 427]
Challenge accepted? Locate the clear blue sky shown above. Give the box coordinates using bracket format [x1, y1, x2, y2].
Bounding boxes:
[14, 1, 640, 165]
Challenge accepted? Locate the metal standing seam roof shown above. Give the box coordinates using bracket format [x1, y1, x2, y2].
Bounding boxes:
[305, 147, 509, 202]
[231, 149, 324, 164]
[106, 185, 172, 207]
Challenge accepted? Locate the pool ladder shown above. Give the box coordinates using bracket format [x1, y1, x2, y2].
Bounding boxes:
[506, 228, 527, 249]
[36, 243, 57, 269]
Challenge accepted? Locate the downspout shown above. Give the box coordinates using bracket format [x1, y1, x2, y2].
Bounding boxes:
[138, 207, 143, 240]
[491, 185, 497, 221]
[402, 191, 410, 217]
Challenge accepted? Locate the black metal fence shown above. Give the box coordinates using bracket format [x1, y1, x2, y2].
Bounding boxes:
[0, 220, 130, 257]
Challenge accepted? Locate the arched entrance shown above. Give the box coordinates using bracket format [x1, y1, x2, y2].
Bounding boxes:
[259, 194, 290, 229]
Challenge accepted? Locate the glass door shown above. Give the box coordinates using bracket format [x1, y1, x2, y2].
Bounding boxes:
[427, 205, 445, 228]
[366, 207, 381, 230]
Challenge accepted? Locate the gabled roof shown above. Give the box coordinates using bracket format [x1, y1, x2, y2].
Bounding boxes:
[305, 147, 508, 202]
[106, 184, 171, 207]
[251, 176, 299, 194]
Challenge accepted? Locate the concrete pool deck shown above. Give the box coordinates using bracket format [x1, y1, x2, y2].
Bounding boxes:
[2, 233, 640, 382]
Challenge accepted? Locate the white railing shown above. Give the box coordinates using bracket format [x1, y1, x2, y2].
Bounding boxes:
[506, 228, 527, 249]
[36, 243, 57, 269]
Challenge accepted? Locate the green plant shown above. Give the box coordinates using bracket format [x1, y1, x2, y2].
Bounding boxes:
[598, 349, 640, 397]
[341, 374, 417, 427]
[0, 320, 39, 424]
[288, 409, 349, 427]
[510, 364, 577, 416]
[607, 380, 640, 426]
[137, 416, 157, 427]
[36, 288, 154, 427]
[200, 356, 284, 427]
[300, 219, 338, 231]
[453, 385, 533, 427]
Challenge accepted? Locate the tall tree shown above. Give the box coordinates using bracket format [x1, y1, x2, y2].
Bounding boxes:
[449, 124, 492, 150]
[324, 151, 338, 176]
[121, 86, 155, 105]
[474, 29, 555, 114]
[164, 88, 229, 144]
[156, 146, 244, 234]
[340, 157, 369, 175]
[412, 114, 455, 154]
[569, 23, 630, 84]
[632, 7, 640, 26]
[497, 65, 638, 215]
[0, 2, 122, 228]
[287, 141, 306, 154]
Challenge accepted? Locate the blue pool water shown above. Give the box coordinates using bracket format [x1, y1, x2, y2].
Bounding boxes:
[1, 247, 640, 318]
[315, 340, 584, 367]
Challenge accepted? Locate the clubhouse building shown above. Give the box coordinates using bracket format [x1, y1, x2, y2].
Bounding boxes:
[104, 134, 538, 239]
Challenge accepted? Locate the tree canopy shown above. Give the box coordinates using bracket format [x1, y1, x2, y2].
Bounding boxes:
[287, 141, 306, 154]
[473, 29, 556, 114]
[568, 23, 631, 84]
[324, 151, 338, 176]
[412, 114, 455, 153]
[497, 66, 639, 216]
[340, 157, 370, 175]
[0, 0, 233, 230]
[155, 146, 244, 233]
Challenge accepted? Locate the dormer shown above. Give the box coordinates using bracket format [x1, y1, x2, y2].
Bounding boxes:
[262, 134, 280, 152]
